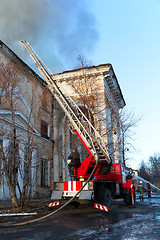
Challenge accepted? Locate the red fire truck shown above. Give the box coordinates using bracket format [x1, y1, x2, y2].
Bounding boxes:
[51, 129, 135, 208]
[22, 41, 135, 209]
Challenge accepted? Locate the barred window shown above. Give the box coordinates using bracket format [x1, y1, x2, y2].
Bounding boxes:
[0, 139, 3, 174]
[41, 159, 48, 187]
[8, 142, 19, 181]
[24, 146, 32, 185]
[0, 88, 3, 104]
[41, 120, 49, 139]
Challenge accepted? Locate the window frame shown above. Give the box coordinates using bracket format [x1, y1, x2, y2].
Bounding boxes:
[41, 120, 49, 139]
[41, 159, 49, 187]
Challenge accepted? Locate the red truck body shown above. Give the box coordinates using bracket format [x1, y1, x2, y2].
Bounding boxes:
[51, 129, 135, 207]
[21, 41, 135, 209]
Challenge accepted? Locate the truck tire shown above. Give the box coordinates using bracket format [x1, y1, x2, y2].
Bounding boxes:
[99, 188, 112, 208]
[71, 201, 80, 208]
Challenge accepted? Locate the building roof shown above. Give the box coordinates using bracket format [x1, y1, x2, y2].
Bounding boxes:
[53, 63, 126, 109]
[0, 40, 125, 109]
[0, 40, 46, 87]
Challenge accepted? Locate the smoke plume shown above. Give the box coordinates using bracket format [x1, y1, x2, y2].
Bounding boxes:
[0, 0, 98, 72]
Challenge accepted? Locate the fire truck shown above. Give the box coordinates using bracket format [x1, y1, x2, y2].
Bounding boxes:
[22, 41, 135, 210]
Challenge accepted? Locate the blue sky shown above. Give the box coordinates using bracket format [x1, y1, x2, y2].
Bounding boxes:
[90, 0, 160, 169]
[0, 0, 160, 169]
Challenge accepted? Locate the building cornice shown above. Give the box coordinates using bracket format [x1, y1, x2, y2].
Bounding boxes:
[0, 41, 125, 109]
[0, 40, 48, 89]
[53, 63, 126, 109]
[0, 109, 39, 134]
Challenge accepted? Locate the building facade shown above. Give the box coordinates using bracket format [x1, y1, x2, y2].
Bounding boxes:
[0, 41, 125, 200]
[53, 64, 125, 179]
[0, 41, 54, 199]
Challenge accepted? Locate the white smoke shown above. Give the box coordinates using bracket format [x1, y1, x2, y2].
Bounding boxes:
[0, 0, 98, 73]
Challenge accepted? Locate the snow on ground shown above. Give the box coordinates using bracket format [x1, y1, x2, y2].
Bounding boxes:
[68, 194, 160, 240]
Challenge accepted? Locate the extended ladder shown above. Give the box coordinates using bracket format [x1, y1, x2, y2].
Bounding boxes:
[21, 41, 111, 164]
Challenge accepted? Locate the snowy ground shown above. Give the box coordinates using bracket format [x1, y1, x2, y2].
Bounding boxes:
[0, 194, 160, 240]
[67, 194, 160, 240]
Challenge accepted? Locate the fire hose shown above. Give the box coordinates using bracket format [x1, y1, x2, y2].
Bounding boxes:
[0, 159, 99, 227]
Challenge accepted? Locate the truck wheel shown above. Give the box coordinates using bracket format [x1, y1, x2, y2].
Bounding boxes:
[72, 201, 80, 208]
[99, 188, 111, 208]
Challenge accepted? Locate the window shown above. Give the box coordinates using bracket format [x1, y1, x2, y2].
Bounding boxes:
[0, 88, 3, 104]
[0, 139, 3, 174]
[41, 159, 48, 187]
[8, 142, 19, 182]
[24, 146, 32, 185]
[41, 120, 49, 139]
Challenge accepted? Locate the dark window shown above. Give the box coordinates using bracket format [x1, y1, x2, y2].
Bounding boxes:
[8, 142, 19, 182]
[53, 98, 57, 108]
[24, 146, 32, 185]
[0, 88, 3, 104]
[41, 159, 48, 187]
[0, 139, 3, 174]
[41, 121, 49, 139]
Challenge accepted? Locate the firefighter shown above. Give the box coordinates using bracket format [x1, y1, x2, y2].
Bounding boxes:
[137, 181, 144, 201]
[146, 181, 151, 198]
[67, 148, 81, 175]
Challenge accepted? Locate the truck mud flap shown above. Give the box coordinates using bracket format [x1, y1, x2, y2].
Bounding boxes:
[94, 203, 111, 212]
[51, 191, 63, 200]
[47, 201, 60, 208]
[79, 191, 92, 200]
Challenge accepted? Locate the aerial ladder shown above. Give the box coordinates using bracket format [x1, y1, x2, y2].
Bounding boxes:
[21, 41, 135, 208]
[21, 41, 112, 179]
